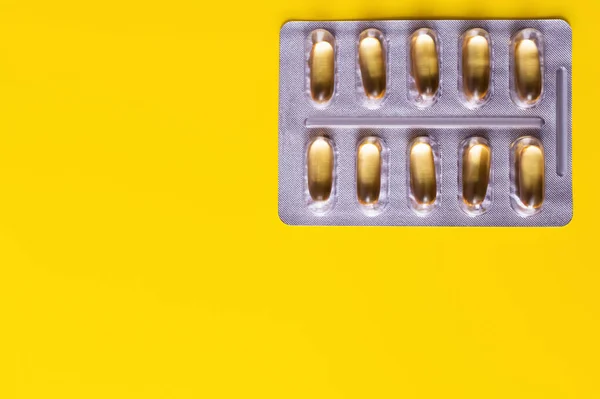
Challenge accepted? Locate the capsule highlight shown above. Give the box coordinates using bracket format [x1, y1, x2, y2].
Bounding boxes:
[308, 30, 335, 104]
[461, 29, 491, 106]
[409, 29, 440, 106]
[356, 139, 382, 205]
[511, 29, 543, 107]
[307, 137, 334, 201]
[358, 30, 387, 100]
[516, 144, 545, 208]
[460, 138, 492, 215]
[511, 137, 545, 216]
[408, 138, 439, 215]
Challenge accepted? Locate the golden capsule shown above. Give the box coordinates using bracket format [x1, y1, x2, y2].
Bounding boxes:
[309, 40, 335, 103]
[516, 143, 545, 209]
[514, 38, 542, 105]
[356, 139, 382, 205]
[307, 137, 334, 201]
[462, 32, 491, 102]
[410, 31, 440, 99]
[462, 142, 491, 206]
[409, 141, 437, 205]
[358, 35, 386, 99]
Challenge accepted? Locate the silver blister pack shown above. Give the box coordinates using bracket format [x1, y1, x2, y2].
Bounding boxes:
[278, 20, 572, 226]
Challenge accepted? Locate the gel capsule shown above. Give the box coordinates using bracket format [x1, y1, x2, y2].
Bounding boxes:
[461, 138, 491, 214]
[356, 138, 382, 205]
[358, 29, 386, 100]
[511, 29, 543, 107]
[511, 137, 545, 216]
[408, 138, 438, 213]
[409, 29, 440, 106]
[308, 30, 335, 104]
[461, 29, 491, 106]
[307, 137, 334, 201]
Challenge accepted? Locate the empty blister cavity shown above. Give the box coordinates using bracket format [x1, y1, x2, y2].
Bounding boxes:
[407, 136, 440, 215]
[510, 136, 545, 217]
[407, 29, 441, 108]
[458, 137, 492, 216]
[306, 29, 336, 107]
[510, 29, 544, 108]
[356, 29, 388, 108]
[305, 136, 337, 214]
[356, 136, 389, 215]
[459, 28, 493, 109]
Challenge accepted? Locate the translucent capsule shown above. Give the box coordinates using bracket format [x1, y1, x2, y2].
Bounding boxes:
[307, 29, 336, 106]
[510, 136, 545, 216]
[305, 136, 336, 214]
[307, 138, 334, 201]
[459, 137, 492, 216]
[510, 29, 544, 108]
[459, 28, 492, 108]
[407, 137, 440, 215]
[356, 137, 388, 215]
[357, 141, 381, 204]
[357, 29, 387, 105]
[408, 29, 440, 107]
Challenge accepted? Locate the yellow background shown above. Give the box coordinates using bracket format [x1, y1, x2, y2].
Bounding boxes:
[0, 0, 598, 398]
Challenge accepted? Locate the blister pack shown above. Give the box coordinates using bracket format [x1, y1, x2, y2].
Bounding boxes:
[278, 20, 572, 226]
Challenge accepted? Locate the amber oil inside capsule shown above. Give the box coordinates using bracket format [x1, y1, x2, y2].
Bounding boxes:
[512, 29, 543, 107]
[515, 142, 545, 209]
[308, 30, 335, 104]
[307, 137, 334, 201]
[462, 141, 491, 206]
[409, 140, 437, 206]
[409, 29, 440, 101]
[358, 30, 386, 100]
[461, 30, 491, 103]
[356, 139, 382, 205]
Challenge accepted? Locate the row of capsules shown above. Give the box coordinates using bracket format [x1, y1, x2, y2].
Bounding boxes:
[306, 135, 545, 217]
[307, 28, 544, 109]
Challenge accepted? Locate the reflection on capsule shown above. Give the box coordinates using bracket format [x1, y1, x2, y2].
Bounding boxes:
[307, 137, 334, 201]
[462, 141, 491, 206]
[514, 37, 543, 105]
[410, 30, 440, 100]
[515, 141, 545, 209]
[309, 36, 335, 103]
[461, 31, 491, 103]
[410, 141, 437, 205]
[358, 33, 386, 99]
[356, 139, 382, 205]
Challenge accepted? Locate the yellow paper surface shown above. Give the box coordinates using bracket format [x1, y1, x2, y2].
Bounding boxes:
[0, 1, 598, 397]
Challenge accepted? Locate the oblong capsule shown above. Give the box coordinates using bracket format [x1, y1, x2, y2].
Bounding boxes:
[307, 137, 334, 201]
[358, 30, 386, 100]
[461, 29, 491, 104]
[308, 30, 335, 104]
[356, 139, 382, 205]
[462, 141, 491, 206]
[510, 137, 545, 216]
[409, 29, 440, 103]
[409, 140, 437, 206]
[516, 143, 545, 209]
[511, 29, 543, 107]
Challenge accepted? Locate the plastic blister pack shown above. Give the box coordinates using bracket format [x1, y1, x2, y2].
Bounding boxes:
[279, 20, 572, 226]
